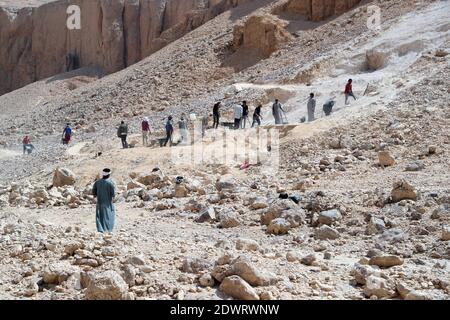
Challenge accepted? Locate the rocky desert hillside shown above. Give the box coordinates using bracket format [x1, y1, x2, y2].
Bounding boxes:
[0, 0, 449, 300]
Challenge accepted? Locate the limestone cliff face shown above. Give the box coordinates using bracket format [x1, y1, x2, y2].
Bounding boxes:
[0, 0, 253, 95]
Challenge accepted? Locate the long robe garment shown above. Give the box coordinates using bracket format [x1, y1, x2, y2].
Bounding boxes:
[307, 98, 316, 122]
[92, 179, 116, 233]
[272, 103, 283, 124]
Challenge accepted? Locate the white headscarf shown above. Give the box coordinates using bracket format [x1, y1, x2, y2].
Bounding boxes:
[102, 168, 112, 177]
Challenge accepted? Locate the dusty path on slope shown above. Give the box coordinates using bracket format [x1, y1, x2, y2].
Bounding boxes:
[232, 1, 450, 128]
[0, 149, 19, 160]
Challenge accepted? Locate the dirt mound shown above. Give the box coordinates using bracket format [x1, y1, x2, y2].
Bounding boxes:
[291, 58, 335, 84]
[273, 0, 362, 22]
[0, 149, 19, 160]
[365, 50, 386, 71]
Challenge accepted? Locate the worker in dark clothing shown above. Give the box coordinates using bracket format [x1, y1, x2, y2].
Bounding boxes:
[117, 121, 128, 149]
[241, 101, 249, 129]
[62, 123, 73, 145]
[213, 102, 221, 129]
[164, 116, 174, 147]
[252, 104, 263, 127]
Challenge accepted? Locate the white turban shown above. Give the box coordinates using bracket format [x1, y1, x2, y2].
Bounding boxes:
[102, 168, 112, 177]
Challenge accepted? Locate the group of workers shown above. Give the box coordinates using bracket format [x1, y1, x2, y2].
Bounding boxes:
[16, 80, 357, 235]
[21, 123, 73, 155]
[115, 79, 356, 150]
[24, 80, 354, 153]
[92, 80, 356, 234]
[21, 79, 356, 158]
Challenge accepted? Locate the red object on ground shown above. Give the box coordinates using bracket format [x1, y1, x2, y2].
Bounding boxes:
[240, 161, 251, 170]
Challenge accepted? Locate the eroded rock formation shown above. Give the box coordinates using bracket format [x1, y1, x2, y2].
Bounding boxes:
[233, 14, 294, 58]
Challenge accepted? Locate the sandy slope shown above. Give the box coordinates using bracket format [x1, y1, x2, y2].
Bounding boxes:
[234, 1, 450, 125]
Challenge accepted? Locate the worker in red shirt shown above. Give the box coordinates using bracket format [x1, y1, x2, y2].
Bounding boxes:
[345, 79, 357, 105]
[22, 135, 35, 154]
[141, 117, 151, 146]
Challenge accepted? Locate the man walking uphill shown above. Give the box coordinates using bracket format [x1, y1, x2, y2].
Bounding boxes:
[345, 79, 357, 105]
[252, 104, 263, 127]
[22, 135, 31, 154]
[92, 168, 115, 233]
[117, 121, 128, 149]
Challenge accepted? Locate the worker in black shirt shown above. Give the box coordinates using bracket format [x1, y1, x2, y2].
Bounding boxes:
[241, 101, 249, 129]
[213, 102, 221, 129]
[252, 104, 263, 127]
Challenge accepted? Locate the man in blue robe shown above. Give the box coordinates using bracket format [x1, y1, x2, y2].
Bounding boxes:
[92, 168, 116, 233]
